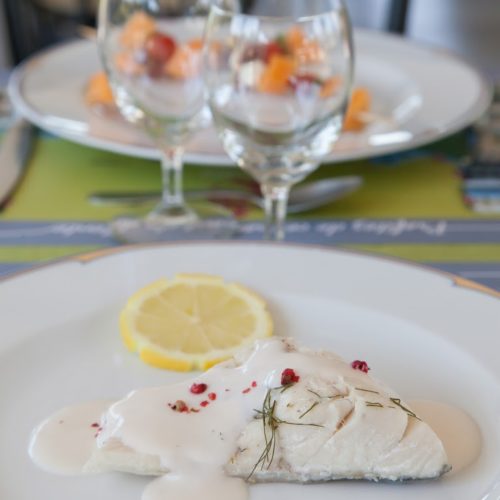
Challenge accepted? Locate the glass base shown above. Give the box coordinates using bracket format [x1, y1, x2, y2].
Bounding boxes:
[110, 201, 238, 244]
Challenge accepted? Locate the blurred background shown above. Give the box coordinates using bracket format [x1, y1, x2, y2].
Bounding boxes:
[1, 0, 499, 79]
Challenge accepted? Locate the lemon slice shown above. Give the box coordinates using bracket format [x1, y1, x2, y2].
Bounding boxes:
[119, 274, 273, 371]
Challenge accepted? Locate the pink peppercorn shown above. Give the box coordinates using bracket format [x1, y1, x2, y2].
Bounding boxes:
[190, 383, 208, 395]
[351, 360, 370, 373]
[170, 400, 189, 412]
[281, 368, 300, 385]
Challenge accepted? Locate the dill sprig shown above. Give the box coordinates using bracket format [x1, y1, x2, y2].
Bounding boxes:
[365, 401, 384, 408]
[355, 387, 380, 395]
[307, 389, 322, 398]
[390, 398, 421, 420]
[299, 401, 319, 419]
[364, 398, 421, 420]
[247, 390, 280, 479]
[248, 387, 324, 479]
[329, 394, 347, 401]
[307, 389, 347, 401]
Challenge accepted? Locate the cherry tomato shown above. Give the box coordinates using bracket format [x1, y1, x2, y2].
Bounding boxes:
[241, 40, 287, 64]
[263, 41, 286, 63]
[145, 32, 176, 63]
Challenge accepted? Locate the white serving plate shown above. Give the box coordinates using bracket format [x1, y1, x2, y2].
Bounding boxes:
[8, 30, 492, 166]
[1, 242, 499, 499]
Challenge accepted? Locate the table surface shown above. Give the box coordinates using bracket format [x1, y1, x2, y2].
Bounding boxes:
[1, 128, 499, 291]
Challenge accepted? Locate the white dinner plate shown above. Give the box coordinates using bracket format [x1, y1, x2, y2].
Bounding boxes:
[1, 242, 499, 499]
[8, 30, 492, 166]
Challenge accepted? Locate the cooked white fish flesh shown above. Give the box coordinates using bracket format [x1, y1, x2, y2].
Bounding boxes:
[77, 338, 450, 482]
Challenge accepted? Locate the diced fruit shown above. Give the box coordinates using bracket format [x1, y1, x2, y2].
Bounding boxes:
[285, 26, 324, 64]
[145, 32, 176, 63]
[297, 40, 324, 64]
[240, 39, 286, 65]
[187, 38, 204, 51]
[165, 45, 201, 79]
[144, 32, 177, 77]
[85, 72, 114, 105]
[320, 76, 342, 98]
[240, 44, 265, 64]
[119, 11, 156, 50]
[114, 51, 145, 76]
[119, 274, 273, 371]
[286, 26, 306, 52]
[263, 41, 286, 63]
[258, 54, 297, 94]
[344, 87, 371, 132]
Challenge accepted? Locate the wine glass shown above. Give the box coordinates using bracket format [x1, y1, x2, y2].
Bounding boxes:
[204, 0, 353, 240]
[98, 0, 237, 243]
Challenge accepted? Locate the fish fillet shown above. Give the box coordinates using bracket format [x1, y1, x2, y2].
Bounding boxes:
[84, 338, 450, 482]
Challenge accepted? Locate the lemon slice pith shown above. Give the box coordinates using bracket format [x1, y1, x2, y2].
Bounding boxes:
[119, 274, 273, 371]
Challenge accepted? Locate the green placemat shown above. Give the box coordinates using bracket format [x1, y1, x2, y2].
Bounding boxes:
[0, 133, 492, 222]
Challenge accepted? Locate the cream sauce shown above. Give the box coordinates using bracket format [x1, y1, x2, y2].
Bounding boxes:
[96, 339, 361, 474]
[29, 339, 474, 500]
[141, 468, 247, 500]
[409, 399, 482, 474]
[29, 340, 366, 499]
[29, 400, 113, 475]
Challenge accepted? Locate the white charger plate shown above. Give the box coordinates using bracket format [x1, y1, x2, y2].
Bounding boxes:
[8, 30, 492, 166]
[0, 242, 499, 499]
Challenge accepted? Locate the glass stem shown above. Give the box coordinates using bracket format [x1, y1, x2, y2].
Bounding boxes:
[159, 145, 185, 209]
[261, 184, 290, 241]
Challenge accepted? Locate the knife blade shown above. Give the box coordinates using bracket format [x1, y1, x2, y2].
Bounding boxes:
[0, 119, 36, 209]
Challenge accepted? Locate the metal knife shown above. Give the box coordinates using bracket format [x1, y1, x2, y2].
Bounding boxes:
[0, 119, 37, 209]
[88, 177, 363, 214]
